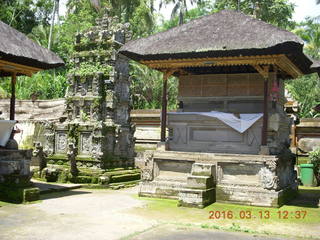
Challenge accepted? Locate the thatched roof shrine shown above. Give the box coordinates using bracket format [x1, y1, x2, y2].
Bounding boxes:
[0, 20, 64, 77]
[120, 10, 319, 78]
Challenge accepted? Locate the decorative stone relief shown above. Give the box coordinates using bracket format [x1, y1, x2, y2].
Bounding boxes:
[55, 131, 67, 154]
[141, 152, 154, 181]
[258, 167, 280, 190]
[80, 133, 92, 155]
[43, 13, 135, 169]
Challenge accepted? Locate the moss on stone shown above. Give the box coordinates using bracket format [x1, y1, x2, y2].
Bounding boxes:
[110, 173, 140, 183]
[215, 186, 231, 202]
[46, 154, 68, 160]
[0, 185, 39, 203]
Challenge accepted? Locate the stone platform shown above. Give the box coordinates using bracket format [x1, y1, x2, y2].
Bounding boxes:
[0, 149, 40, 203]
[137, 150, 297, 208]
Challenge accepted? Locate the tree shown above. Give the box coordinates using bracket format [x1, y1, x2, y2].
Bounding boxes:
[293, 18, 320, 59]
[286, 17, 320, 118]
[159, 0, 205, 25]
[286, 74, 320, 118]
[158, 1, 214, 31]
[130, 62, 178, 109]
[0, 0, 54, 34]
[214, 0, 295, 29]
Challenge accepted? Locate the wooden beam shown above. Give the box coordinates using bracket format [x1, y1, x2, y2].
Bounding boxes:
[141, 55, 279, 69]
[160, 69, 177, 142]
[252, 65, 269, 78]
[0, 60, 41, 76]
[261, 70, 269, 146]
[10, 72, 16, 120]
[276, 55, 303, 79]
[141, 54, 303, 79]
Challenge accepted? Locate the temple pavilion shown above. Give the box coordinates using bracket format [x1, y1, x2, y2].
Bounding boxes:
[120, 10, 320, 208]
[0, 20, 64, 203]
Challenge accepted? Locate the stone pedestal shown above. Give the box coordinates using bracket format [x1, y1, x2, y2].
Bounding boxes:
[0, 149, 39, 203]
[137, 150, 297, 208]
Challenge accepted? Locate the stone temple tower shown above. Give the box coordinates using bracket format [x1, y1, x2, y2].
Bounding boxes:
[44, 15, 135, 169]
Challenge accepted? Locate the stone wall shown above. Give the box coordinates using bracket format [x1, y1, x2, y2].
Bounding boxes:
[138, 150, 297, 208]
[0, 99, 64, 121]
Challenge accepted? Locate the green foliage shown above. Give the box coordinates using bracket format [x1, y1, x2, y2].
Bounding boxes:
[309, 148, 320, 164]
[0, 0, 54, 34]
[158, 0, 205, 25]
[158, 1, 214, 31]
[309, 148, 320, 185]
[69, 62, 113, 77]
[285, 74, 320, 118]
[0, 70, 67, 100]
[130, 62, 178, 109]
[293, 17, 320, 59]
[214, 0, 295, 29]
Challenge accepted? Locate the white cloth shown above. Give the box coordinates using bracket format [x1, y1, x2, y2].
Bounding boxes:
[0, 120, 16, 146]
[168, 111, 263, 133]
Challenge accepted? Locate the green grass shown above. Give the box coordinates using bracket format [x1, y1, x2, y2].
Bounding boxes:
[130, 187, 320, 239]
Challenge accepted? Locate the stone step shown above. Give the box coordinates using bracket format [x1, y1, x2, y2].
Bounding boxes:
[178, 187, 215, 208]
[187, 175, 214, 189]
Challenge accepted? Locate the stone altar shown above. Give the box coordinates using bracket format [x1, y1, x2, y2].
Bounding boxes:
[43, 15, 135, 169]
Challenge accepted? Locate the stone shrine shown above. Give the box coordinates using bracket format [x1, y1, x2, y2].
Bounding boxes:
[44, 15, 135, 169]
[121, 10, 320, 208]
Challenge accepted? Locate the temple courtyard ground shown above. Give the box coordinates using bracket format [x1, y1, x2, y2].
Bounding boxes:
[0, 185, 319, 240]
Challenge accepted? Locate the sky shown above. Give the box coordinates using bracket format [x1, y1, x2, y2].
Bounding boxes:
[59, 0, 320, 23]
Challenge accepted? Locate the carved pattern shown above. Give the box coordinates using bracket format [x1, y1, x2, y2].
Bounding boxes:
[32, 142, 47, 172]
[141, 152, 154, 181]
[259, 167, 280, 190]
[43, 14, 135, 170]
[56, 132, 67, 153]
[265, 158, 278, 171]
[67, 143, 78, 176]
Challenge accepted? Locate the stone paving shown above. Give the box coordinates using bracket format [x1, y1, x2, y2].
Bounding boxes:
[0, 187, 309, 240]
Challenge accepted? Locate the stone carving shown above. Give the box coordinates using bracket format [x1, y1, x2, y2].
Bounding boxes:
[43, 122, 54, 156]
[32, 142, 47, 172]
[43, 14, 135, 169]
[80, 133, 91, 154]
[265, 158, 278, 171]
[67, 143, 78, 177]
[57, 132, 67, 152]
[141, 152, 154, 181]
[258, 167, 279, 190]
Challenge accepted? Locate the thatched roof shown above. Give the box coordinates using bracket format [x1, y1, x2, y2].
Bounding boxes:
[120, 10, 318, 75]
[0, 20, 64, 71]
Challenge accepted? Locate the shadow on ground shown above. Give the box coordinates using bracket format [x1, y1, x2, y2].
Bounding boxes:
[40, 189, 91, 200]
[288, 187, 320, 208]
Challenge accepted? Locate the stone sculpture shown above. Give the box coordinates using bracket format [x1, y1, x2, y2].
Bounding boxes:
[43, 14, 135, 170]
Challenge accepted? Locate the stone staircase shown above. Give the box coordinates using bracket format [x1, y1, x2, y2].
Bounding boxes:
[139, 161, 216, 208]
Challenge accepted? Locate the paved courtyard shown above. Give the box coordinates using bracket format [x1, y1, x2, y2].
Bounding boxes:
[0, 186, 317, 240]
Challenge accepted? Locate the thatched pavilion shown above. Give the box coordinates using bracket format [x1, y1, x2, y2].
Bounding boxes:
[0, 20, 64, 122]
[0, 20, 63, 203]
[120, 10, 320, 207]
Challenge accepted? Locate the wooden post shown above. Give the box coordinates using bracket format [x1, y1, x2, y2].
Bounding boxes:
[160, 73, 168, 142]
[10, 72, 16, 120]
[261, 76, 269, 146]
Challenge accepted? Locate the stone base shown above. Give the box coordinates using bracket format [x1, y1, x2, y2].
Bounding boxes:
[139, 180, 185, 199]
[33, 165, 140, 185]
[178, 188, 215, 208]
[0, 185, 40, 203]
[216, 183, 298, 207]
[156, 141, 168, 151]
[138, 150, 297, 208]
